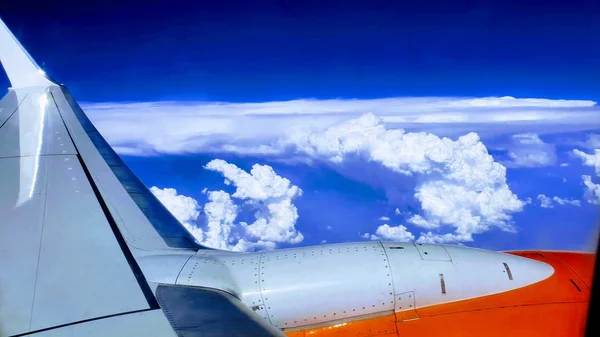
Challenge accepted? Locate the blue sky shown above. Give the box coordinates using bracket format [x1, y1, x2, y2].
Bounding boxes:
[2, 0, 600, 252]
[3, 0, 600, 101]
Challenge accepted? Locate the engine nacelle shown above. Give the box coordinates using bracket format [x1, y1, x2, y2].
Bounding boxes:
[140, 242, 554, 331]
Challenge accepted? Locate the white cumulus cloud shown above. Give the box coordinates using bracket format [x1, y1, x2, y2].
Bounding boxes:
[149, 186, 200, 224]
[366, 224, 415, 242]
[205, 159, 304, 246]
[151, 160, 303, 251]
[379, 216, 390, 221]
[149, 186, 203, 238]
[279, 113, 525, 243]
[150, 187, 239, 249]
[582, 175, 600, 205]
[537, 194, 553, 208]
[572, 148, 600, 204]
[583, 134, 600, 149]
[537, 194, 581, 208]
[505, 133, 556, 168]
[573, 149, 600, 176]
[201, 190, 239, 250]
[552, 196, 581, 207]
[572, 134, 600, 150]
[205, 159, 302, 201]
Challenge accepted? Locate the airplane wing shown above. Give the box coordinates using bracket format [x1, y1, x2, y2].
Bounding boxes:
[0, 17, 284, 337]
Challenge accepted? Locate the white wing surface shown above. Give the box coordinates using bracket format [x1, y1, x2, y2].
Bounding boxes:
[0, 17, 284, 337]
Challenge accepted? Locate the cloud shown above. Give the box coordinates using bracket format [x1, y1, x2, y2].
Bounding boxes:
[149, 113, 526, 245]
[149, 187, 201, 224]
[572, 148, 600, 204]
[537, 194, 581, 208]
[150, 187, 241, 250]
[151, 160, 303, 251]
[205, 159, 302, 201]
[552, 196, 581, 207]
[205, 159, 304, 246]
[200, 190, 239, 250]
[83, 96, 600, 156]
[505, 133, 556, 168]
[537, 194, 553, 208]
[567, 133, 600, 150]
[379, 216, 390, 221]
[366, 224, 415, 242]
[326, 225, 333, 230]
[149, 186, 203, 238]
[582, 175, 600, 205]
[573, 149, 600, 176]
[106, 97, 595, 245]
[278, 113, 525, 243]
[582, 134, 600, 149]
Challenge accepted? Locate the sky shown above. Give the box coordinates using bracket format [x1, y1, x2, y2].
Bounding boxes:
[2, 0, 600, 252]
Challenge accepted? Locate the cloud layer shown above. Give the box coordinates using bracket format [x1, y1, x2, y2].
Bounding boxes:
[99, 96, 600, 247]
[146, 110, 531, 245]
[83, 96, 600, 156]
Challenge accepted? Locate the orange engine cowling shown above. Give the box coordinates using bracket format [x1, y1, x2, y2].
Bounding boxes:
[285, 251, 594, 337]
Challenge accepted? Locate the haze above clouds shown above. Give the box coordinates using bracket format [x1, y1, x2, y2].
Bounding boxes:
[83, 96, 599, 156]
